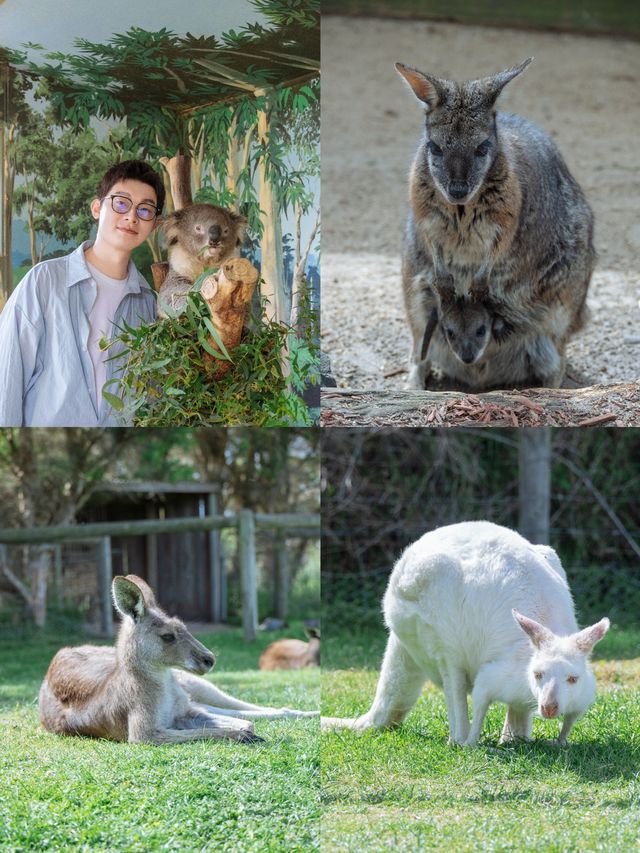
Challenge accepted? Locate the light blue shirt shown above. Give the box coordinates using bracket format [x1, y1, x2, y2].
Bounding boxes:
[0, 242, 156, 426]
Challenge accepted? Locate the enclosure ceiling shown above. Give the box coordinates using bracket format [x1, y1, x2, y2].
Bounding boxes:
[1, 21, 320, 118]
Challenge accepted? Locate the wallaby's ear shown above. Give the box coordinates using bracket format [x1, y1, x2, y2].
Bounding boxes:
[512, 609, 555, 648]
[574, 617, 610, 653]
[395, 62, 449, 111]
[479, 57, 533, 106]
[112, 576, 147, 622]
[306, 627, 321, 640]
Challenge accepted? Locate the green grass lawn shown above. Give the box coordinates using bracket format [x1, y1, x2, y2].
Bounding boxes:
[322, 624, 640, 853]
[0, 625, 319, 852]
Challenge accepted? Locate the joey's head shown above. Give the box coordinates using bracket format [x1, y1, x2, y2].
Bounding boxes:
[440, 297, 493, 365]
[396, 58, 532, 205]
[513, 610, 609, 722]
[112, 575, 215, 675]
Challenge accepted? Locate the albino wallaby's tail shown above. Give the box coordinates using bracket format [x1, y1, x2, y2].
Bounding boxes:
[321, 715, 366, 732]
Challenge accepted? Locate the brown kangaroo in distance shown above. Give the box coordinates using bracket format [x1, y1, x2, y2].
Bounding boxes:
[39, 575, 317, 745]
[259, 628, 320, 671]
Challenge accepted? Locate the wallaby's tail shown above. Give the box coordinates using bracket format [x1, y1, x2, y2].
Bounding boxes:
[321, 715, 361, 731]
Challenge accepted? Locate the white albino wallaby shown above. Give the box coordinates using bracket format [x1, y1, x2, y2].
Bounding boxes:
[39, 575, 317, 745]
[322, 522, 609, 746]
[259, 628, 320, 671]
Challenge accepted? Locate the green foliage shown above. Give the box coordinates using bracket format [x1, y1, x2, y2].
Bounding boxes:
[105, 292, 317, 426]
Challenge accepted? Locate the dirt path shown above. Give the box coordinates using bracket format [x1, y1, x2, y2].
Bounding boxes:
[321, 16, 640, 390]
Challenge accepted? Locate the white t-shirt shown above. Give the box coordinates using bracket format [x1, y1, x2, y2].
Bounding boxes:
[86, 261, 128, 410]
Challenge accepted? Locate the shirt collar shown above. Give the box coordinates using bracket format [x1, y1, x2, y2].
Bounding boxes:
[67, 241, 150, 295]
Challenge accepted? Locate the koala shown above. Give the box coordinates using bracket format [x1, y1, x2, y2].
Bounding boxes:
[158, 204, 247, 317]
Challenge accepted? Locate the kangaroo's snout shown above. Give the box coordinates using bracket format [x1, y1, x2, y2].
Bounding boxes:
[192, 651, 215, 673]
[541, 702, 559, 719]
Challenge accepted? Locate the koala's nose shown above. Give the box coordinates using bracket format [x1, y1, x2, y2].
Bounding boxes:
[208, 225, 222, 243]
[449, 181, 469, 200]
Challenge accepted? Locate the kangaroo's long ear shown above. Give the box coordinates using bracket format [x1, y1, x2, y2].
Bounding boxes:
[574, 618, 610, 653]
[476, 57, 533, 106]
[112, 576, 146, 622]
[512, 609, 555, 649]
[395, 62, 450, 111]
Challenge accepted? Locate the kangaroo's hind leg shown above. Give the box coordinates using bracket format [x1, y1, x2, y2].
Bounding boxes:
[322, 632, 426, 732]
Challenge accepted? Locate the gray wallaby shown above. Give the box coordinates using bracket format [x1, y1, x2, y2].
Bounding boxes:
[396, 58, 595, 391]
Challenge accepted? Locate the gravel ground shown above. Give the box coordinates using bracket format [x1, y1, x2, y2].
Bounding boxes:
[321, 16, 640, 390]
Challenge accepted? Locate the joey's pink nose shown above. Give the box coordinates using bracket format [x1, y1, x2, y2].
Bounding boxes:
[541, 703, 559, 718]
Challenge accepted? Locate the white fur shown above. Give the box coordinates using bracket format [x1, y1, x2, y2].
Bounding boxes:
[323, 521, 609, 746]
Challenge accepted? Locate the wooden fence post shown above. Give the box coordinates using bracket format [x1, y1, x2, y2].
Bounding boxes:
[239, 509, 257, 642]
[98, 536, 113, 637]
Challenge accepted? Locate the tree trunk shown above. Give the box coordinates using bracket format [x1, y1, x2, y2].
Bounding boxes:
[518, 429, 551, 544]
[159, 154, 193, 211]
[256, 89, 285, 323]
[200, 257, 258, 378]
[30, 544, 52, 628]
[2, 121, 16, 301]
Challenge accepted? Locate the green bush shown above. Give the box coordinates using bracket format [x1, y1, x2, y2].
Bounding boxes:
[104, 292, 317, 426]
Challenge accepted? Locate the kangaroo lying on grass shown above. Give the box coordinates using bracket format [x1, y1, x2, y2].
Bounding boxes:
[259, 628, 320, 670]
[322, 522, 609, 746]
[39, 575, 317, 745]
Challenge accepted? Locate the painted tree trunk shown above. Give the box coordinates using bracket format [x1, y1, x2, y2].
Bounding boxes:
[256, 90, 286, 323]
[159, 154, 193, 210]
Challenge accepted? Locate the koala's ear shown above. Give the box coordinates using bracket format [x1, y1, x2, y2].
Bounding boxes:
[231, 212, 248, 245]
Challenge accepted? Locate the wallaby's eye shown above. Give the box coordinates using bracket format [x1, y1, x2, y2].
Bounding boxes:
[476, 325, 486, 337]
[160, 633, 176, 643]
[567, 675, 578, 684]
[534, 671, 543, 681]
[427, 141, 443, 157]
[475, 140, 491, 157]
[446, 327, 456, 340]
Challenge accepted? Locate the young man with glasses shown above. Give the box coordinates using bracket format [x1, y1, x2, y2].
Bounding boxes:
[0, 160, 165, 426]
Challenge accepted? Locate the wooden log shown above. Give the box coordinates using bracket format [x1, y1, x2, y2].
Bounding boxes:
[200, 258, 259, 378]
[320, 383, 640, 428]
[151, 262, 169, 293]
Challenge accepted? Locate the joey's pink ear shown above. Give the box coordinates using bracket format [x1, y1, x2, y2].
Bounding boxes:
[512, 609, 555, 649]
[574, 617, 610, 653]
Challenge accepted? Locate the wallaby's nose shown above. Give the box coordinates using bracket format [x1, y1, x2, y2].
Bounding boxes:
[541, 702, 559, 718]
[461, 351, 476, 364]
[209, 225, 222, 243]
[448, 181, 469, 200]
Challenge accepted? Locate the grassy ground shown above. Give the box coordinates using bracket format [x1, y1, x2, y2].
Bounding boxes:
[322, 623, 640, 853]
[0, 624, 319, 852]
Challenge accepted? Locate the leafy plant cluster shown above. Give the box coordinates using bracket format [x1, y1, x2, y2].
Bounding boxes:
[105, 292, 317, 427]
